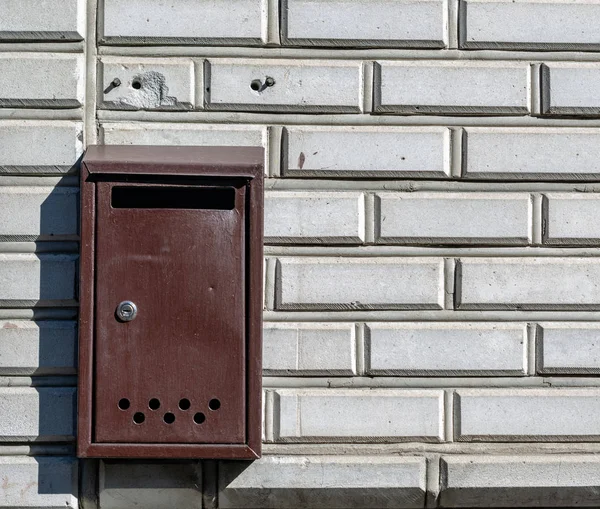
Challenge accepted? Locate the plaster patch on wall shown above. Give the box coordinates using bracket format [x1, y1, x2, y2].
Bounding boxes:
[103, 71, 188, 110]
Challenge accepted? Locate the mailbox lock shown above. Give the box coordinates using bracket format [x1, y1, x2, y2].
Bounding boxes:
[116, 301, 137, 322]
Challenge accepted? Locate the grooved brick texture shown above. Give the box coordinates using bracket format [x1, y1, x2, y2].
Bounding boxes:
[0, 0, 84, 42]
[274, 389, 445, 442]
[5, 0, 600, 506]
[461, 0, 600, 50]
[375, 61, 530, 114]
[282, 0, 446, 48]
[0, 54, 83, 108]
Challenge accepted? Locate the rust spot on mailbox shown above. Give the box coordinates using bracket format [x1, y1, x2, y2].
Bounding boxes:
[77, 145, 264, 459]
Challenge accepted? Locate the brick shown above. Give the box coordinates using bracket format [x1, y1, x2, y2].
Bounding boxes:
[265, 191, 365, 244]
[441, 455, 600, 508]
[0, 186, 78, 240]
[0, 121, 83, 174]
[366, 323, 526, 376]
[545, 194, 600, 245]
[100, 58, 194, 110]
[538, 323, 600, 375]
[101, 122, 265, 148]
[263, 323, 356, 375]
[461, 0, 600, 50]
[102, 0, 263, 45]
[542, 63, 600, 116]
[219, 456, 426, 508]
[0, 0, 84, 41]
[0, 456, 77, 509]
[464, 128, 600, 180]
[206, 59, 362, 113]
[282, 0, 445, 48]
[275, 257, 445, 310]
[375, 61, 529, 115]
[0, 54, 83, 108]
[457, 258, 600, 310]
[99, 461, 202, 509]
[0, 387, 75, 441]
[0, 253, 77, 306]
[274, 389, 444, 441]
[283, 126, 449, 177]
[455, 389, 600, 441]
[0, 320, 76, 376]
[377, 192, 531, 245]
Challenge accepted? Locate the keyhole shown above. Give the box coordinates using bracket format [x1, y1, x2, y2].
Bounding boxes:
[250, 79, 261, 91]
[116, 301, 137, 322]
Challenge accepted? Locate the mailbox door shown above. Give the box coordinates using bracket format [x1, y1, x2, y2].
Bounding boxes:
[93, 181, 246, 444]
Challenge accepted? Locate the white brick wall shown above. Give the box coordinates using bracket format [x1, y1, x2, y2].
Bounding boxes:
[207, 59, 363, 113]
[440, 455, 600, 507]
[0, 457, 77, 509]
[542, 63, 600, 115]
[377, 192, 531, 244]
[283, 126, 449, 177]
[457, 258, 600, 310]
[5, 0, 600, 506]
[0, 187, 78, 240]
[538, 324, 600, 375]
[366, 323, 527, 376]
[544, 194, 600, 245]
[99, 58, 194, 110]
[263, 323, 356, 375]
[101, 122, 265, 147]
[101, 0, 264, 45]
[265, 192, 365, 243]
[0, 0, 84, 42]
[273, 389, 445, 442]
[464, 128, 600, 180]
[275, 257, 445, 310]
[0, 54, 84, 108]
[375, 61, 530, 114]
[460, 0, 600, 50]
[0, 388, 75, 442]
[0, 254, 77, 306]
[0, 121, 83, 174]
[455, 389, 600, 441]
[281, 0, 446, 48]
[218, 456, 426, 508]
[0, 321, 76, 376]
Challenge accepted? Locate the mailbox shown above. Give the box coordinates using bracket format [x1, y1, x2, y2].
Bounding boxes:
[77, 145, 264, 459]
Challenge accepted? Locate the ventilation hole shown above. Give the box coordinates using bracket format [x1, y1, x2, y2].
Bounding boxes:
[148, 398, 161, 410]
[132, 79, 142, 90]
[163, 412, 176, 424]
[118, 398, 130, 410]
[133, 412, 145, 424]
[179, 398, 191, 411]
[193, 412, 206, 424]
[250, 79, 261, 91]
[208, 398, 221, 411]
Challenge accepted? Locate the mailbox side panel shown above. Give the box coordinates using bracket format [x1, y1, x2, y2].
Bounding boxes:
[77, 164, 96, 457]
[246, 175, 264, 457]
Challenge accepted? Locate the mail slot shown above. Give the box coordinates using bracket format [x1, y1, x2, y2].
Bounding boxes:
[77, 145, 264, 459]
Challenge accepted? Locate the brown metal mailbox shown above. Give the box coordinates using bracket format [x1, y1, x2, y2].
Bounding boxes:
[78, 145, 263, 459]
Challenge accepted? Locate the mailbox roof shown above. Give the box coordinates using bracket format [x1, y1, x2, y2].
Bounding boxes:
[83, 145, 264, 176]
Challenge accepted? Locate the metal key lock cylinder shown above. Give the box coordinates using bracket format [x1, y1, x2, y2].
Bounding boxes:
[77, 145, 264, 460]
[116, 301, 137, 322]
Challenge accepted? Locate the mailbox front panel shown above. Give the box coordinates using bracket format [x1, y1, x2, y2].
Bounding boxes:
[94, 182, 246, 443]
[78, 145, 264, 459]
